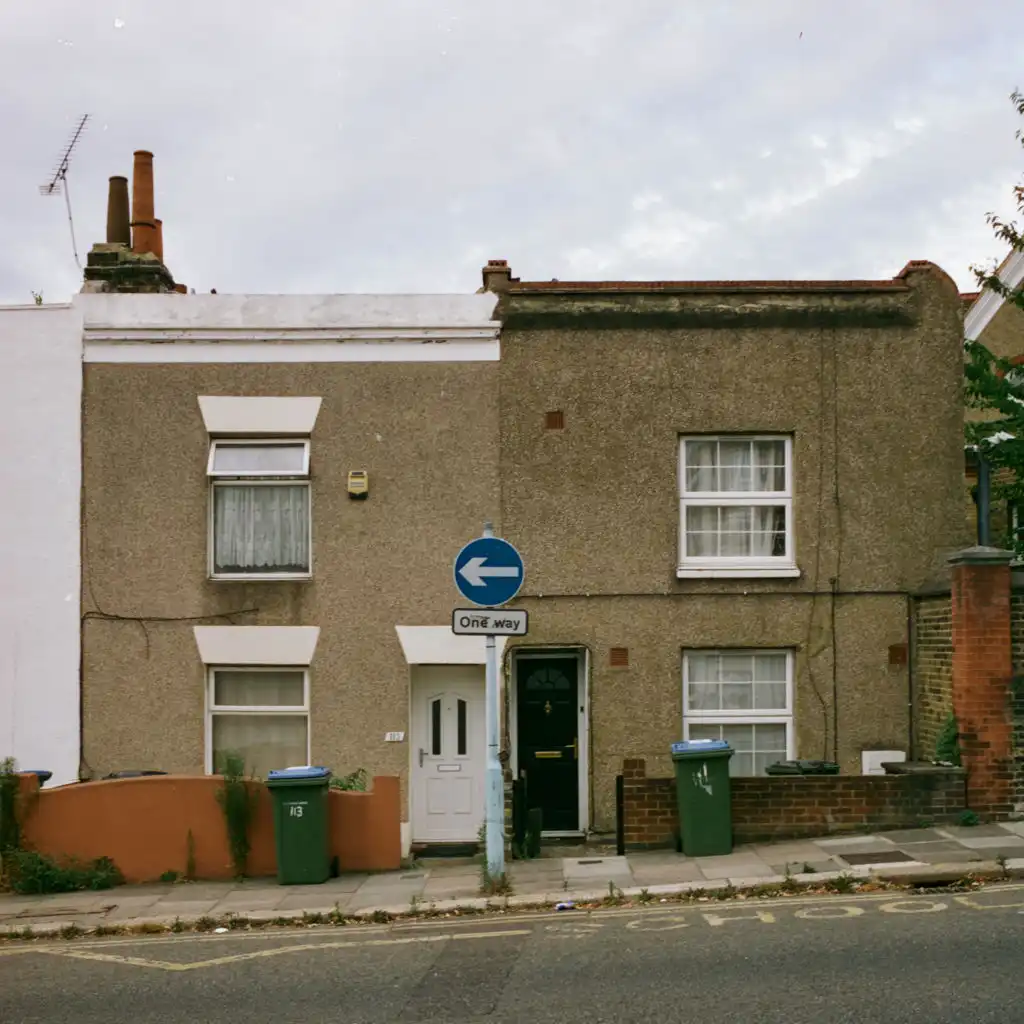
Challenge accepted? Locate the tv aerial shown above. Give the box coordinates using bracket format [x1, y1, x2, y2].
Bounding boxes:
[39, 113, 90, 270]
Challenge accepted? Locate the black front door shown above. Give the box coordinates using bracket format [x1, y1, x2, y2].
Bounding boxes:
[516, 655, 579, 832]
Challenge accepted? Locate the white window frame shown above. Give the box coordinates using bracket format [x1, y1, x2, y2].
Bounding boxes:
[681, 649, 795, 773]
[204, 666, 311, 775]
[207, 438, 313, 581]
[207, 438, 311, 478]
[678, 434, 798, 579]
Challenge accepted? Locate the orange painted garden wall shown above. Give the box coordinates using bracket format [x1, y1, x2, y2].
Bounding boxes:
[16, 774, 401, 883]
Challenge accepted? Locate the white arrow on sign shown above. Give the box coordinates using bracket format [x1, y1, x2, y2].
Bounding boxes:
[458, 557, 521, 588]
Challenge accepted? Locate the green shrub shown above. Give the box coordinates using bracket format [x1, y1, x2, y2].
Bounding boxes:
[935, 713, 962, 766]
[215, 752, 258, 879]
[0, 757, 20, 854]
[329, 769, 369, 792]
[6, 851, 123, 895]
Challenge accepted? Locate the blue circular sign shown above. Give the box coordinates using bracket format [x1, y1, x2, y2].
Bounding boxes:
[453, 536, 525, 607]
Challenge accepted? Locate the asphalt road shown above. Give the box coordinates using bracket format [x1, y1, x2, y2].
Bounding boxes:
[3, 885, 1024, 1024]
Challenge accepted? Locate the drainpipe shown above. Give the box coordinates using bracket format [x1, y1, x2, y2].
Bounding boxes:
[977, 452, 992, 547]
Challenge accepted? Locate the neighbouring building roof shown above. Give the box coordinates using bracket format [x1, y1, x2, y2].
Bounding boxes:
[964, 247, 1024, 342]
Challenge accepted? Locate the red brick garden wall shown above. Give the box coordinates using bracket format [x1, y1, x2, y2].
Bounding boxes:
[622, 758, 967, 848]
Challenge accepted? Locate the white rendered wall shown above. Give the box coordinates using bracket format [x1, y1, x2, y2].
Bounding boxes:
[0, 304, 82, 785]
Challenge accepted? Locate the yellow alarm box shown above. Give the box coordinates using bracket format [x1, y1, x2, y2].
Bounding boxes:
[347, 470, 368, 499]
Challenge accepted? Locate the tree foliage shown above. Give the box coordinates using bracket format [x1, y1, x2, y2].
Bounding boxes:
[964, 90, 1024, 555]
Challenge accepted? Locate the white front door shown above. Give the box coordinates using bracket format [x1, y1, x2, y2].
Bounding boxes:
[411, 665, 485, 843]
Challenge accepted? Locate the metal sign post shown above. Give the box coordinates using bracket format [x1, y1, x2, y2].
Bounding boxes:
[452, 524, 526, 880]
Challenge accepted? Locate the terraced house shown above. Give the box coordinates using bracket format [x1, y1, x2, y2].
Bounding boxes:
[17, 151, 970, 855]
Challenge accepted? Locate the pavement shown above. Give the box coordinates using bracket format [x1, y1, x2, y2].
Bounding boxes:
[4, 885, 1024, 1023]
[4, 822, 1024, 935]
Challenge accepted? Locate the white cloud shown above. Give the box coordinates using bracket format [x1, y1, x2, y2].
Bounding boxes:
[0, 0, 1020, 301]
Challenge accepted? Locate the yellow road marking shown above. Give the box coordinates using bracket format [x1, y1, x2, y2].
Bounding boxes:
[5, 882, 1024, 961]
[31, 928, 532, 972]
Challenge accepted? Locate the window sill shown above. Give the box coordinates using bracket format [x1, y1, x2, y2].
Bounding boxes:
[210, 573, 313, 582]
[677, 566, 801, 580]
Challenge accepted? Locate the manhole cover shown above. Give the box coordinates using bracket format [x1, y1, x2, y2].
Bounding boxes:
[840, 850, 915, 866]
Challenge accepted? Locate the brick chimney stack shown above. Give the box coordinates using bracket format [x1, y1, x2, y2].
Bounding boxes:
[481, 259, 516, 293]
[82, 149, 182, 294]
[105, 176, 130, 245]
[130, 150, 158, 257]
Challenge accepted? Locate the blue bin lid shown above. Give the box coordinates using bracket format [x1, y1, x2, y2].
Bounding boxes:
[671, 740, 731, 755]
[267, 765, 331, 781]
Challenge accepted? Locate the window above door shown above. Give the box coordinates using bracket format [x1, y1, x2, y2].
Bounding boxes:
[678, 435, 798, 579]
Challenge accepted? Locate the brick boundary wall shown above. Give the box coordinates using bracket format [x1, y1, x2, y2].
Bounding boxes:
[1012, 587, 1024, 813]
[913, 593, 954, 760]
[622, 758, 968, 848]
[950, 549, 1015, 817]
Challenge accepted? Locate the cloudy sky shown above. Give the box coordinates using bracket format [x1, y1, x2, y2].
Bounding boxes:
[0, 1, 1021, 303]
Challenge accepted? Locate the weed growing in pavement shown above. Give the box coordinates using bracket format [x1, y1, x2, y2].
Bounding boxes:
[227, 915, 249, 930]
[825, 873, 858, 894]
[215, 752, 259, 879]
[713, 884, 738, 901]
[131, 922, 167, 935]
[958, 810, 980, 828]
[409, 894, 421, 915]
[328, 904, 347, 925]
[194, 915, 217, 932]
[603, 882, 625, 906]
[158, 870, 179, 883]
[170, 917, 186, 933]
[997, 854, 1009, 876]
[301, 911, 326, 925]
[92, 924, 124, 937]
[369, 909, 392, 924]
[479, 869, 512, 897]
[59, 924, 83, 940]
[780, 872, 802, 894]
[638, 888, 652, 904]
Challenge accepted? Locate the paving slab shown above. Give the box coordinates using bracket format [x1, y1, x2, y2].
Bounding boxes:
[997, 822, 1024, 838]
[876, 829, 950, 844]
[958, 834, 1024, 850]
[693, 854, 772, 879]
[563, 856, 631, 877]
[912, 849, 986, 865]
[940, 824, 1016, 839]
[769, 859, 840, 875]
[421, 880, 483, 901]
[142, 899, 221, 917]
[814, 838, 897, 854]
[630, 861, 705, 885]
[896, 841, 974, 856]
[751, 842, 827, 861]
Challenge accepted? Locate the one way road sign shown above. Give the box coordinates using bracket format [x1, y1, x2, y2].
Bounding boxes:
[453, 536, 525, 607]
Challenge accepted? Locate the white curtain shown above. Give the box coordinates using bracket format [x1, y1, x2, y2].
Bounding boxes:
[753, 440, 785, 491]
[214, 484, 309, 573]
[214, 670, 305, 708]
[212, 714, 307, 779]
[685, 440, 717, 491]
[751, 506, 785, 557]
[719, 441, 750, 491]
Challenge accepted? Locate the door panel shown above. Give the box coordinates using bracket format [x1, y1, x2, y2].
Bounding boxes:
[516, 656, 579, 832]
[411, 666, 485, 843]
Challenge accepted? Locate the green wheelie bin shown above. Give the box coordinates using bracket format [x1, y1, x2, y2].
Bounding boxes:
[267, 766, 332, 885]
[671, 739, 734, 857]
